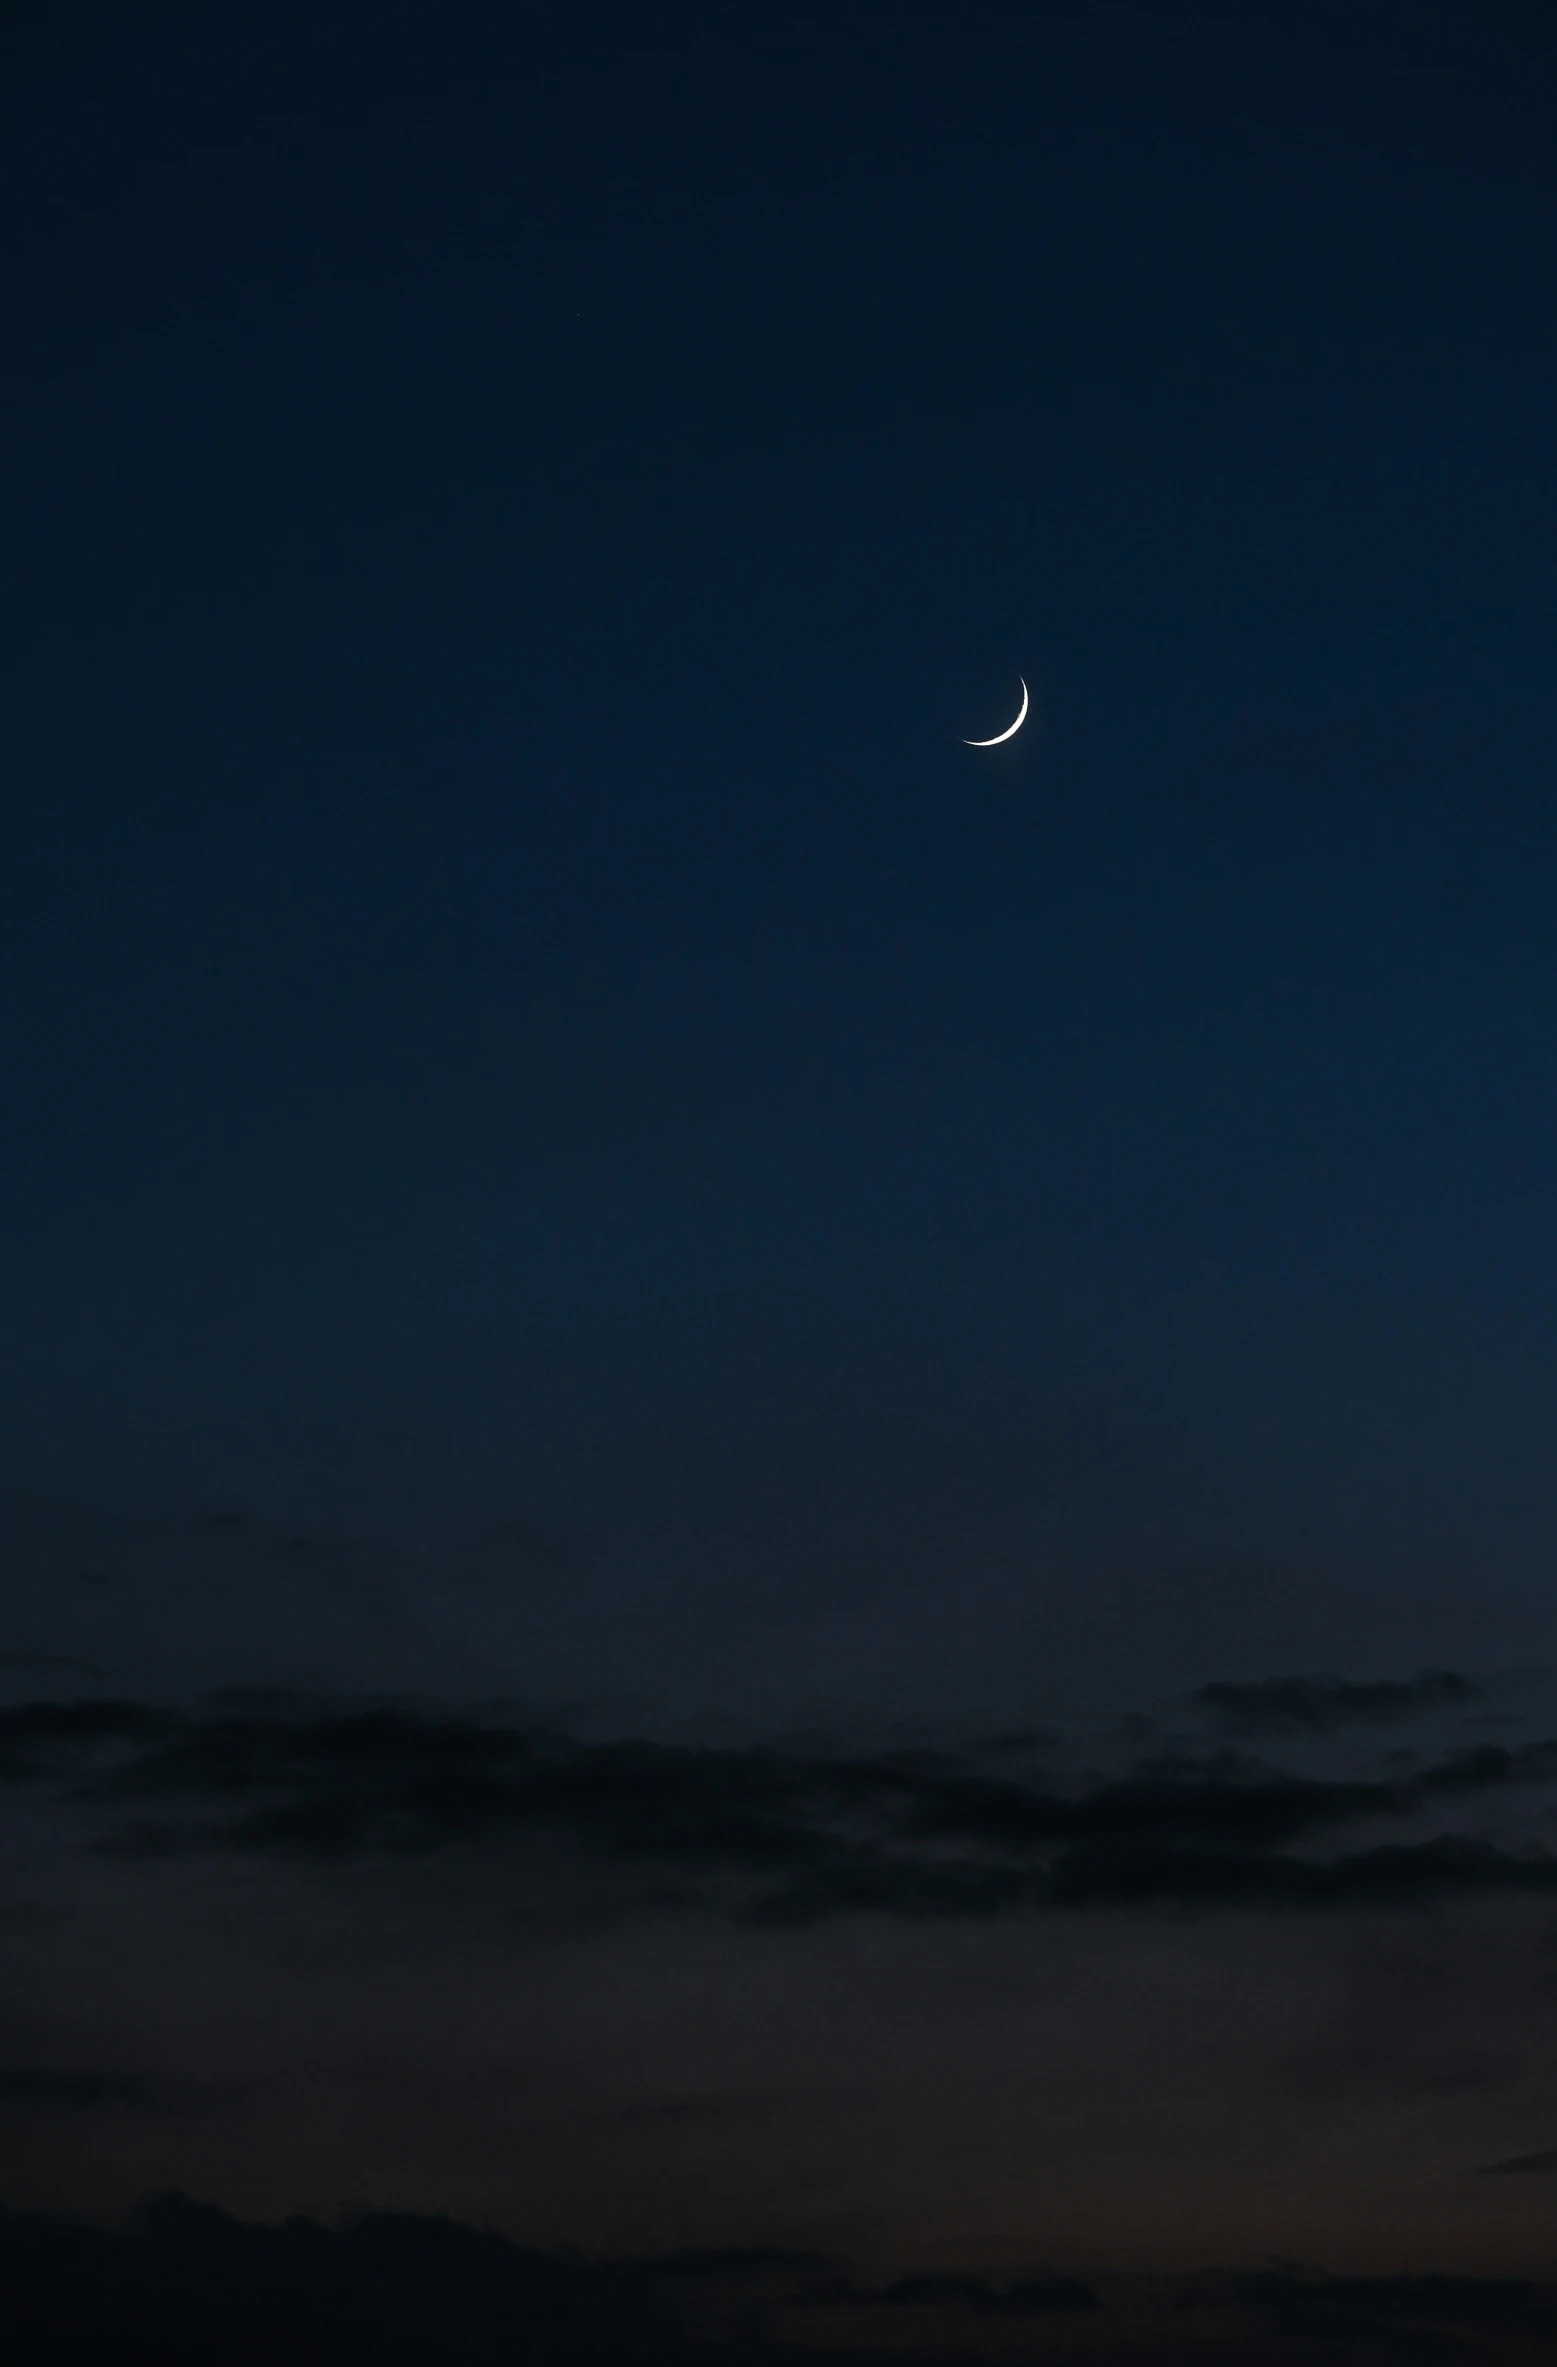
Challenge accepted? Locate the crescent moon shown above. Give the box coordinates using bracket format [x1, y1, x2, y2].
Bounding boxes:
[964, 678, 1029, 747]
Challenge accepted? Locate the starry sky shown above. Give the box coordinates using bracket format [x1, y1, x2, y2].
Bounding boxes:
[5, 3, 1557, 2358]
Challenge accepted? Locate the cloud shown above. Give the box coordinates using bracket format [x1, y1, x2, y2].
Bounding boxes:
[1192, 1671, 1482, 1733]
[1477, 2149, 1557, 2177]
[1045, 1834, 1557, 1911]
[1, 2192, 671, 2365]
[0, 2199, 1125, 2365]
[637, 2244, 838, 2282]
[816, 2268, 1103, 2316]
[0, 1698, 167, 1782]
[11, 2198, 1557, 2363]
[3, 1694, 1556, 1920]
[1192, 2265, 1557, 2340]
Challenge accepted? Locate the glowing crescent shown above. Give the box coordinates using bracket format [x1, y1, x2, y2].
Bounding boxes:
[964, 678, 1029, 747]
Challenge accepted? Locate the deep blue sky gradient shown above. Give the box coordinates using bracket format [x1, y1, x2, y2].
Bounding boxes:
[4, 0, 1557, 1710]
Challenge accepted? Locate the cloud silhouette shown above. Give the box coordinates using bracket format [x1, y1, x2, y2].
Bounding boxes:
[9, 2196, 1557, 2363]
[637, 2244, 838, 2282]
[1, 2192, 669, 2365]
[1191, 2264, 1557, 2339]
[4, 1695, 1555, 1920]
[0, 1699, 166, 1782]
[816, 2268, 1102, 2316]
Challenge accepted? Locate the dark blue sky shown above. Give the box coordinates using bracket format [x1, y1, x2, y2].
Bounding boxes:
[4, 0, 1557, 1716]
[14, 9, 1557, 2339]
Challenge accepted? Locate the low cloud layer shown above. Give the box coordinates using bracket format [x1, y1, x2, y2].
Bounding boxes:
[2, 1685, 1552, 1919]
[2, 2192, 666, 2365]
[8, 2194, 1557, 2365]
[6, 1681, 1557, 2323]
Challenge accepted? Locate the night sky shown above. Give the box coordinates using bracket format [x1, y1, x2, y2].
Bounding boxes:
[6, 3, 1557, 2359]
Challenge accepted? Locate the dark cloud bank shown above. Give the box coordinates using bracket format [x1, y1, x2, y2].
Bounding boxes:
[7, 2191, 1557, 2366]
[10, 1679, 1557, 2360]
[1, 1682, 1553, 1917]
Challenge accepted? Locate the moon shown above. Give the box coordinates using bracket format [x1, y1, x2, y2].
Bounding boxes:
[964, 678, 1029, 747]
